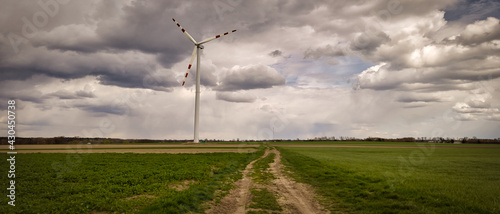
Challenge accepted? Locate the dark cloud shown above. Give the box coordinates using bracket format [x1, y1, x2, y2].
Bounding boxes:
[402, 103, 429, 108]
[13, 91, 46, 104]
[0, 0, 463, 93]
[396, 93, 443, 103]
[74, 103, 129, 115]
[269, 50, 282, 57]
[0, 45, 180, 91]
[49, 89, 95, 99]
[140, 71, 180, 92]
[0, 87, 45, 104]
[350, 31, 390, 55]
[179, 61, 219, 88]
[216, 91, 257, 103]
[216, 64, 286, 91]
[304, 44, 345, 60]
[0, 0, 214, 90]
[32, 24, 104, 53]
[75, 90, 96, 98]
[156, 51, 186, 69]
[39, 1, 188, 54]
[96, 70, 147, 88]
[2, 0, 500, 139]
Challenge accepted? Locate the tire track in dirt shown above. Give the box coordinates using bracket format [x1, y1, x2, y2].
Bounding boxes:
[207, 148, 329, 214]
[268, 148, 329, 214]
[206, 149, 271, 214]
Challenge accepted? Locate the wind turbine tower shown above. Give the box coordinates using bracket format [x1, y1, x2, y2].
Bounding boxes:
[172, 18, 236, 143]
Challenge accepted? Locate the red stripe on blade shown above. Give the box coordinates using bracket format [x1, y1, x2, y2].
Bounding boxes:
[224, 32, 228, 35]
[216, 35, 220, 38]
[188, 65, 192, 69]
[185, 73, 189, 77]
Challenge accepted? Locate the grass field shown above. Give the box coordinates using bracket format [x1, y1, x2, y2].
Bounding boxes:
[0, 151, 262, 213]
[2, 142, 499, 213]
[271, 141, 500, 147]
[7, 147, 256, 150]
[278, 145, 500, 213]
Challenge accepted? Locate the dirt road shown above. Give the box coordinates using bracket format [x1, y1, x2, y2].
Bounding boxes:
[207, 148, 329, 214]
[268, 148, 328, 213]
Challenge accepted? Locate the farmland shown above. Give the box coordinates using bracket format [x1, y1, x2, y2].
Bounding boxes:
[277, 144, 500, 213]
[0, 150, 262, 213]
[1, 142, 499, 213]
[6, 144, 259, 153]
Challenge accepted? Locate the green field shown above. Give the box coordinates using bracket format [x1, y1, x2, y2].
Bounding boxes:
[4, 147, 256, 151]
[278, 145, 500, 213]
[0, 151, 262, 213]
[2, 142, 499, 213]
[270, 141, 500, 147]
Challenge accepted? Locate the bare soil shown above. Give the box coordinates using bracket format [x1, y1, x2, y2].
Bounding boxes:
[11, 148, 257, 153]
[206, 149, 271, 214]
[123, 194, 157, 200]
[169, 180, 196, 191]
[268, 148, 329, 214]
[206, 148, 329, 214]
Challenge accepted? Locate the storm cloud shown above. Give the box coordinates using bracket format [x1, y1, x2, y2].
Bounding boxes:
[1, 0, 499, 139]
[216, 64, 286, 91]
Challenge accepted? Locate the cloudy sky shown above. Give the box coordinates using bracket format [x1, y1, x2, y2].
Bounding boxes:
[1, 0, 500, 140]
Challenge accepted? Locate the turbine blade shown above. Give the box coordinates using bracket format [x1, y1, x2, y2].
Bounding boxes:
[182, 46, 197, 86]
[172, 18, 197, 44]
[199, 30, 237, 44]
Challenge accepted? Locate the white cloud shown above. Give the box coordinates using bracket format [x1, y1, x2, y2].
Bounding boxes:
[457, 17, 500, 45]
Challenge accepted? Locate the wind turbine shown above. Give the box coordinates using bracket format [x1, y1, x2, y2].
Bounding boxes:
[172, 18, 236, 143]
